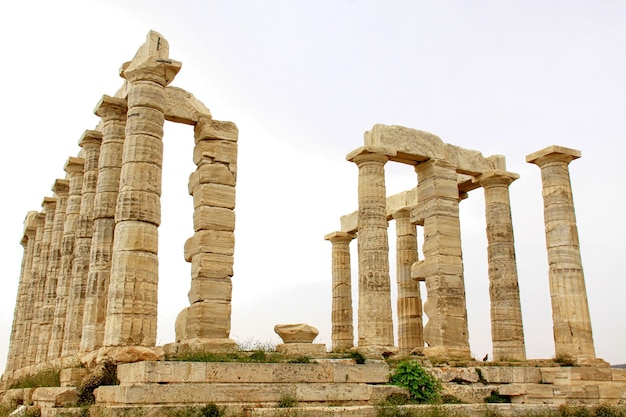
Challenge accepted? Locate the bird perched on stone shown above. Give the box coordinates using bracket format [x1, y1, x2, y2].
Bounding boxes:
[482, 354, 489, 362]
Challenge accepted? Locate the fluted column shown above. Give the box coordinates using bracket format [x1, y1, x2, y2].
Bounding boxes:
[324, 231, 355, 352]
[104, 55, 181, 347]
[37, 179, 69, 361]
[392, 209, 423, 355]
[412, 159, 471, 359]
[478, 171, 526, 361]
[23, 212, 45, 366]
[5, 212, 39, 372]
[346, 148, 394, 349]
[29, 198, 57, 364]
[527, 145, 596, 360]
[62, 131, 102, 356]
[81, 96, 128, 353]
[175, 117, 238, 352]
[49, 158, 85, 359]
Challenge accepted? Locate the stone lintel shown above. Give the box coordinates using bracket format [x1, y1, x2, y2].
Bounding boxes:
[64, 157, 85, 173]
[487, 154, 507, 171]
[94, 94, 128, 117]
[526, 145, 581, 165]
[324, 231, 356, 241]
[52, 179, 70, 196]
[78, 129, 103, 147]
[345, 146, 395, 163]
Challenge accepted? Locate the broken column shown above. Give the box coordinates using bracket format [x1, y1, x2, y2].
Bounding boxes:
[324, 231, 355, 352]
[176, 117, 238, 352]
[81, 95, 128, 353]
[526, 145, 596, 361]
[478, 171, 526, 361]
[347, 148, 394, 351]
[412, 159, 471, 359]
[63, 131, 102, 356]
[104, 52, 181, 347]
[392, 208, 423, 355]
[48, 157, 85, 359]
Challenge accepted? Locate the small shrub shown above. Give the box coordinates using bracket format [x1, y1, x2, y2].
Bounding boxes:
[350, 351, 366, 364]
[8, 368, 61, 389]
[0, 403, 18, 417]
[288, 356, 311, 364]
[376, 404, 416, 417]
[389, 361, 441, 404]
[484, 391, 510, 404]
[197, 403, 225, 417]
[441, 394, 464, 404]
[277, 392, 298, 408]
[554, 353, 576, 367]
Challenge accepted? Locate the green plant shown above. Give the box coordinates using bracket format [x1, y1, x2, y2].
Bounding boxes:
[0, 403, 18, 417]
[8, 367, 61, 389]
[441, 394, 464, 404]
[288, 356, 311, 364]
[388, 361, 441, 404]
[277, 392, 299, 408]
[483, 391, 510, 404]
[554, 353, 576, 367]
[350, 350, 366, 364]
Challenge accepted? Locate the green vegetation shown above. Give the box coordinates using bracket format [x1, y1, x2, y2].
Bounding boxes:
[164, 404, 226, 417]
[277, 391, 299, 408]
[350, 350, 366, 364]
[484, 391, 511, 404]
[0, 405, 41, 417]
[388, 361, 442, 404]
[8, 367, 61, 389]
[373, 404, 626, 417]
[172, 350, 282, 363]
[554, 353, 577, 367]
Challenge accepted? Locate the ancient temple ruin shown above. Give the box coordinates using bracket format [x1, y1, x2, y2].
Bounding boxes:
[2, 31, 625, 415]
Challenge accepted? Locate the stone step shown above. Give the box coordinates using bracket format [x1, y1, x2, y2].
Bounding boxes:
[95, 382, 402, 406]
[116, 361, 389, 385]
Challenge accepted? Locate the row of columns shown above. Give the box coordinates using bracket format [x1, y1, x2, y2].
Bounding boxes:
[6, 51, 239, 374]
[327, 145, 595, 362]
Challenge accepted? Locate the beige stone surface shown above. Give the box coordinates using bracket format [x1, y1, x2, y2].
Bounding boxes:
[275, 343, 326, 356]
[348, 149, 394, 348]
[164, 86, 211, 124]
[527, 145, 596, 360]
[275, 323, 319, 343]
[478, 171, 526, 361]
[32, 387, 78, 408]
[324, 232, 355, 352]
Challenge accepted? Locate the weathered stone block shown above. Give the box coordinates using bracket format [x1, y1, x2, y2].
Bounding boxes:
[59, 368, 89, 387]
[121, 134, 163, 167]
[184, 230, 234, 261]
[32, 387, 78, 408]
[275, 324, 319, 343]
[275, 343, 327, 356]
[112, 221, 158, 254]
[192, 184, 236, 210]
[188, 278, 232, 303]
[115, 190, 161, 225]
[119, 162, 162, 195]
[193, 207, 235, 232]
[190, 253, 234, 279]
[194, 119, 238, 143]
[188, 163, 236, 192]
[193, 140, 238, 165]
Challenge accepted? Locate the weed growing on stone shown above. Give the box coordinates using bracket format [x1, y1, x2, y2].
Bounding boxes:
[389, 361, 441, 404]
[8, 367, 61, 389]
[554, 353, 576, 367]
[277, 392, 299, 408]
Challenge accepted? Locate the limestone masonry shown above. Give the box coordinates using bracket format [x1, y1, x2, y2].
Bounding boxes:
[2, 31, 624, 416]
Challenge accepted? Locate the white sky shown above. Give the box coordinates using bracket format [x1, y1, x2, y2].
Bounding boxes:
[1, 1, 625, 371]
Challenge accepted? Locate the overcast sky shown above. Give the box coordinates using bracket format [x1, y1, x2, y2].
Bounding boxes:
[1, 1, 625, 371]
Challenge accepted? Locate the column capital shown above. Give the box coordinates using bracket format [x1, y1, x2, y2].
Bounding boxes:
[476, 170, 519, 187]
[121, 57, 182, 87]
[78, 130, 103, 148]
[526, 145, 581, 167]
[391, 208, 411, 220]
[52, 179, 70, 196]
[94, 95, 128, 120]
[24, 211, 40, 235]
[324, 231, 356, 243]
[41, 196, 57, 210]
[346, 146, 393, 164]
[64, 157, 85, 174]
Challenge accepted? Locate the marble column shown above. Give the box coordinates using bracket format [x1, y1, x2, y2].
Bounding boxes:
[347, 148, 394, 350]
[81, 95, 128, 353]
[527, 145, 596, 360]
[177, 117, 238, 352]
[63, 131, 102, 356]
[412, 159, 471, 359]
[38, 179, 69, 361]
[5, 212, 39, 372]
[49, 157, 84, 359]
[478, 171, 526, 361]
[23, 212, 45, 367]
[104, 55, 181, 347]
[29, 197, 57, 364]
[324, 231, 355, 352]
[392, 209, 423, 355]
